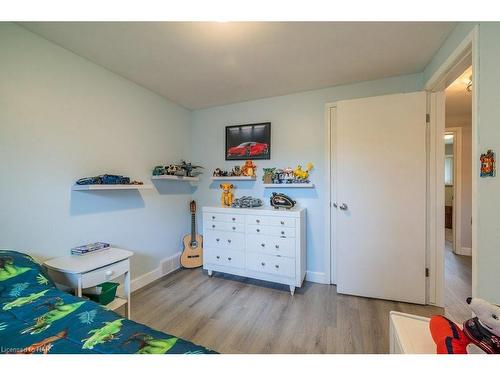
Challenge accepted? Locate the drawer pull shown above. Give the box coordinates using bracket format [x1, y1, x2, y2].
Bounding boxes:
[280, 221, 285, 225]
[216, 238, 220, 242]
[275, 264, 279, 269]
[281, 230, 285, 235]
[228, 257, 232, 261]
[212, 216, 215, 219]
[261, 243, 265, 247]
[275, 245, 279, 249]
[256, 219, 260, 223]
[261, 262, 266, 266]
[227, 239, 232, 243]
[216, 255, 220, 259]
[232, 217, 236, 221]
[212, 224, 216, 228]
[256, 229, 260, 233]
[105, 270, 114, 277]
[232, 226, 236, 230]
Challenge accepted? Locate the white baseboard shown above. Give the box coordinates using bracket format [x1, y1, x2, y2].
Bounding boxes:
[456, 247, 472, 256]
[305, 270, 328, 284]
[130, 251, 181, 292]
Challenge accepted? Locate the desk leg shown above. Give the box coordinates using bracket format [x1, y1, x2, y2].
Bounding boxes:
[124, 270, 131, 319]
[76, 276, 82, 297]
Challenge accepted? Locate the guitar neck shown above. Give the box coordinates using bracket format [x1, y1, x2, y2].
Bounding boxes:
[191, 212, 196, 242]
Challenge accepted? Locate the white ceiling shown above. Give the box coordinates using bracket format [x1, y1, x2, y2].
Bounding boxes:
[446, 66, 472, 122]
[20, 22, 456, 110]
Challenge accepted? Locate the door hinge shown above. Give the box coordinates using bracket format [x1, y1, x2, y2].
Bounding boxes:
[426, 113, 430, 123]
[425, 268, 430, 277]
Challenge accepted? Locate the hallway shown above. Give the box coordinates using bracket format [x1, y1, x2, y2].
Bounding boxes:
[444, 229, 472, 323]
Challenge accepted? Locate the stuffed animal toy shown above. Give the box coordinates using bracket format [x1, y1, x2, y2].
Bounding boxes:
[463, 297, 500, 354]
[429, 315, 470, 354]
[241, 160, 257, 177]
[220, 183, 234, 207]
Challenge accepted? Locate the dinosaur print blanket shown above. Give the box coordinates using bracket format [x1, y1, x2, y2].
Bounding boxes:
[0, 250, 216, 354]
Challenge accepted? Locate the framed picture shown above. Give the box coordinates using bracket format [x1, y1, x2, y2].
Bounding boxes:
[225, 122, 271, 160]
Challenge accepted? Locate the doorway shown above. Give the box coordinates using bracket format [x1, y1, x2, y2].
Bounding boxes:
[443, 67, 473, 322]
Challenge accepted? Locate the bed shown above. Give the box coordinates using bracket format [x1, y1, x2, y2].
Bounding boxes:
[0, 250, 216, 354]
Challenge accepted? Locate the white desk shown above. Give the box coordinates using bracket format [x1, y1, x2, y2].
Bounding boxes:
[44, 248, 133, 318]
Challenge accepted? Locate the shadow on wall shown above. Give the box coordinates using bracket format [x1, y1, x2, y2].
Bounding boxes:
[208, 180, 256, 190]
[153, 180, 197, 195]
[70, 190, 146, 215]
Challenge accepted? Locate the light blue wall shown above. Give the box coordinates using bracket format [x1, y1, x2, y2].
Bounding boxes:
[0, 23, 193, 278]
[426, 22, 500, 304]
[474, 23, 500, 303]
[191, 74, 424, 278]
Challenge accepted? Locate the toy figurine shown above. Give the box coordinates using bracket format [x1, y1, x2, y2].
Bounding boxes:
[242, 160, 257, 177]
[480, 150, 495, 177]
[262, 168, 276, 184]
[294, 163, 314, 180]
[283, 167, 294, 183]
[220, 183, 234, 207]
[230, 165, 242, 177]
[152, 166, 166, 176]
[213, 168, 223, 177]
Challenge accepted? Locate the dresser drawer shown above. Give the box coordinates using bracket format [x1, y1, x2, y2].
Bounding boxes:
[246, 234, 295, 258]
[204, 248, 244, 269]
[246, 252, 295, 278]
[204, 230, 245, 250]
[205, 221, 245, 233]
[267, 217, 296, 228]
[204, 212, 245, 224]
[246, 224, 295, 238]
[81, 259, 129, 289]
[245, 215, 269, 226]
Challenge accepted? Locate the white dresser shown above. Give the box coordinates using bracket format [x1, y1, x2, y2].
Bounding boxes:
[202, 206, 306, 295]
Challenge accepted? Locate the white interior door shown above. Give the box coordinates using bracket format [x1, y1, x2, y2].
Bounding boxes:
[335, 92, 427, 304]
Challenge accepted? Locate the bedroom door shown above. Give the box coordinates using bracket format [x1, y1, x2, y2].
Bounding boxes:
[334, 92, 427, 304]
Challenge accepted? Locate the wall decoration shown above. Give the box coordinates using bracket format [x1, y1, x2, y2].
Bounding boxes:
[225, 122, 271, 160]
[480, 150, 496, 177]
[220, 183, 234, 207]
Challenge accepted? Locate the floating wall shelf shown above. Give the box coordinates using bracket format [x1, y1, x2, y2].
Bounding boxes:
[72, 184, 153, 191]
[262, 183, 314, 188]
[151, 175, 199, 182]
[211, 176, 256, 181]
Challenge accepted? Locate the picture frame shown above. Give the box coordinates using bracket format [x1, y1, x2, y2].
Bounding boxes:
[225, 122, 271, 161]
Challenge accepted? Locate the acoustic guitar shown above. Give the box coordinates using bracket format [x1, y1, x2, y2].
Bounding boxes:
[180, 200, 203, 268]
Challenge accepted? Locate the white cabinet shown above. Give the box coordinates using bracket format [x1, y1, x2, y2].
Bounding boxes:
[202, 206, 306, 295]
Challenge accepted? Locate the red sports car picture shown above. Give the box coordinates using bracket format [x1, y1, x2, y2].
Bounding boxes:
[226, 123, 271, 160]
[227, 142, 269, 157]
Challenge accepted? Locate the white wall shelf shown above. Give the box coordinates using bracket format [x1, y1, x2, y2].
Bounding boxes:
[211, 176, 256, 181]
[151, 175, 199, 182]
[72, 184, 152, 191]
[263, 183, 314, 188]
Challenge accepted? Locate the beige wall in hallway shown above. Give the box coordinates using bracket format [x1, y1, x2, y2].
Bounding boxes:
[445, 116, 472, 251]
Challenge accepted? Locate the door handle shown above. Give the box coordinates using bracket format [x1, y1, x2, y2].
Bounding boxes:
[339, 203, 348, 211]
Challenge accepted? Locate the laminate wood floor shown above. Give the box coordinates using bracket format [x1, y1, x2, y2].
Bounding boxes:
[444, 229, 472, 323]
[129, 268, 443, 354]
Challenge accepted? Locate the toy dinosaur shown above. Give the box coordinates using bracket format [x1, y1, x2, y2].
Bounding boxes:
[21, 298, 85, 335]
[82, 319, 124, 349]
[220, 183, 234, 207]
[0, 257, 31, 282]
[2, 289, 50, 311]
[294, 163, 314, 180]
[125, 333, 178, 354]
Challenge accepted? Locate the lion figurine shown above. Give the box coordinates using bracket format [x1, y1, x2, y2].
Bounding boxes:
[220, 183, 234, 207]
